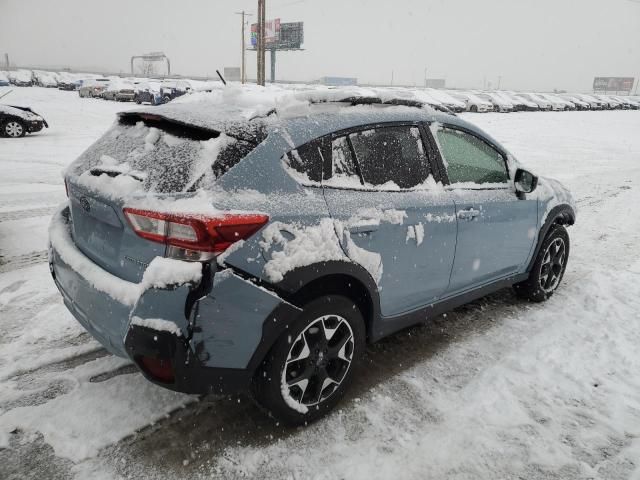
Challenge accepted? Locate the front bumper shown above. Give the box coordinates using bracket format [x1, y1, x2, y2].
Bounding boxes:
[49, 206, 301, 394]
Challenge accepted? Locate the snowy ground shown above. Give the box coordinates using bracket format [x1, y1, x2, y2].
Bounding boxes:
[1, 87, 640, 480]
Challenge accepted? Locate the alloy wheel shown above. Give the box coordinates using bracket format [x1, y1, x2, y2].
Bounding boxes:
[539, 237, 566, 292]
[5, 121, 24, 137]
[282, 314, 355, 409]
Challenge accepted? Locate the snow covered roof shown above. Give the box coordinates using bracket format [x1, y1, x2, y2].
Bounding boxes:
[118, 85, 449, 143]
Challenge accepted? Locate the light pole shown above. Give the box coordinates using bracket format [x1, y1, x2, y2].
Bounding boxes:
[257, 0, 266, 86]
[235, 10, 252, 84]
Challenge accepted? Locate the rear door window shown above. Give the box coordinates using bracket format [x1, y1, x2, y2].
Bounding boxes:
[347, 126, 430, 189]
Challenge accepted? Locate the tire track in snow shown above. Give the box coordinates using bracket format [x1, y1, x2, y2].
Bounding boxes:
[0, 206, 57, 222]
[0, 250, 49, 273]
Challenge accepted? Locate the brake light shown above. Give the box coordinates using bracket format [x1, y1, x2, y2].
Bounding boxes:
[123, 208, 269, 255]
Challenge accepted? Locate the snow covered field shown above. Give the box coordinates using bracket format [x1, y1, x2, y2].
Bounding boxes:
[1, 87, 640, 480]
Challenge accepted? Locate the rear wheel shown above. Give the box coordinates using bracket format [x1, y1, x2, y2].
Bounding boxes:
[470, 104, 478, 112]
[3, 119, 26, 138]
[514, 224, 569, 302]
[253, 295, 365, 425]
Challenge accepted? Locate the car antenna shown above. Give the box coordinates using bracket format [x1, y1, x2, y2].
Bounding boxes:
[216, 70, 227, 86]
[0, 89, 13, 101]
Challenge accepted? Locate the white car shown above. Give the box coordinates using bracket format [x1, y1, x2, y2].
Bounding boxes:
[33, 70, 59, 88]
[572, 93, 605, 110]
[425, 88, 467, 112]
[559, 94, 590, 110]
[501, 91, 540, 111]
[8, 69, 34, 86]
[535, 93, 568, 111]
[475, 92, 514, 112]
[611, 96, 639, 109]
[594, 94, 623, 109]
[517, 93, 552, 111]
[448, 91, 494, 112]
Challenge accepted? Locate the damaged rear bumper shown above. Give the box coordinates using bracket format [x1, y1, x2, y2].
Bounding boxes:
[49, 206, 302, 394]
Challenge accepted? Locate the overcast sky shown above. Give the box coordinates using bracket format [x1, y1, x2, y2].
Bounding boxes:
[1, 0, 639, 91]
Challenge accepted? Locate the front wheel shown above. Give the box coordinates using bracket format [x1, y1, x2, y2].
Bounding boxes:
[253, 295, 365, 425]
[514, 224, 570, 302]
[3, 119, 26, 138]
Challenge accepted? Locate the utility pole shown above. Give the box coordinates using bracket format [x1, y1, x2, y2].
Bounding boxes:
[497, 75, 502, 90]
[235, 10, 252, 83]
[257, 0, 266, 86]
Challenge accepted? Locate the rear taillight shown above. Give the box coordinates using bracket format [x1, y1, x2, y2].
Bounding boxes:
[138, 356, 174, 383]
[123, 208, 269, 258]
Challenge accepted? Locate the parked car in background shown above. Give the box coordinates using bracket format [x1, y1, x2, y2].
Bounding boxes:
[475, 92, 514, 112]
[448, 91, 494, 112]
[0, 104, 48, 137]
[613, 96, 639, 110]
[559, 94, 590, 110]
[78, 78, 110, 98]
[8, 70, 34, 87]
[58, 79, 81, 91]
[33, 70, 59, 88]
[594, 94, 623, 110]
[101, 79, 136, 102]
[159, 80, 191, 103]
[425, 88, 466, 112]
[502, 92, 540, 111]
[134, 81, 162, 105]
[572, 93, 605, 110]
[517, 93, 552, 111]
[545, 93, 576, 111]
[0, 72, 10, 87]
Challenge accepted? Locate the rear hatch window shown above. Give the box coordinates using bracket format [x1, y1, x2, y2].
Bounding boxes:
[67, 114, 265, 193]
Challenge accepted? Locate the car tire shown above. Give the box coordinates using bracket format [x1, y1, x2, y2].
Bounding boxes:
[2, 119, 27, 138]
[470, 105, 478, 112]
[514, 224, 570, 302]
[163, 95, 171, 104]
[252, 294, 365, 425]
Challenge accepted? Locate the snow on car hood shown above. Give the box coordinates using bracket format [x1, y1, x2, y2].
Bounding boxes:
[0, 104, 44, 121]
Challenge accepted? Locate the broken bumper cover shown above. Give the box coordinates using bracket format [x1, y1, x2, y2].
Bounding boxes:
[49, 206, 302, 394]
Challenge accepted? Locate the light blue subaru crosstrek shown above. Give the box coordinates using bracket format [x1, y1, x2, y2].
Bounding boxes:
[49, 90, 575, 424]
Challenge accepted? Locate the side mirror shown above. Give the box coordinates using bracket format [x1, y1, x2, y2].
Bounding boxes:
[514, 168, 538, 194]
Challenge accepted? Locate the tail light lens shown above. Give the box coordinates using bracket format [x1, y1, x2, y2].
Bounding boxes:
[138, 356, 174, 383]
[123, 208, 269, 257]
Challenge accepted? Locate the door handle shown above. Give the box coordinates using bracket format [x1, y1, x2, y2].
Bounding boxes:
[349, 223, 379, 234]
[457, 208, 480, 220]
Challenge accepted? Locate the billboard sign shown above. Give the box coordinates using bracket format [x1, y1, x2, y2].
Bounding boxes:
[251, 20, 303, 49]
[593, 77, 635, 93]
[251, 18, 281, 47]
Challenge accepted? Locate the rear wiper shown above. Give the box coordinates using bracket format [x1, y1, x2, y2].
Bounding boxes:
[90, 168, 145, 182]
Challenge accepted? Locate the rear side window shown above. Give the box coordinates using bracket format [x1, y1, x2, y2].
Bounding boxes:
[435, 127, 508, 185]
[282, 139, 325, 183]
[348, 126, 429, 189]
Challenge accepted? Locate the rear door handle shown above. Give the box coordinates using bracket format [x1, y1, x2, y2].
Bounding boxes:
[457, 208, 480, 220]
[349, 223, 379, 234]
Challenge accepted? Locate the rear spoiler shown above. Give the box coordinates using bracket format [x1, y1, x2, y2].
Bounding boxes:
[118, 111, 266, 144]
